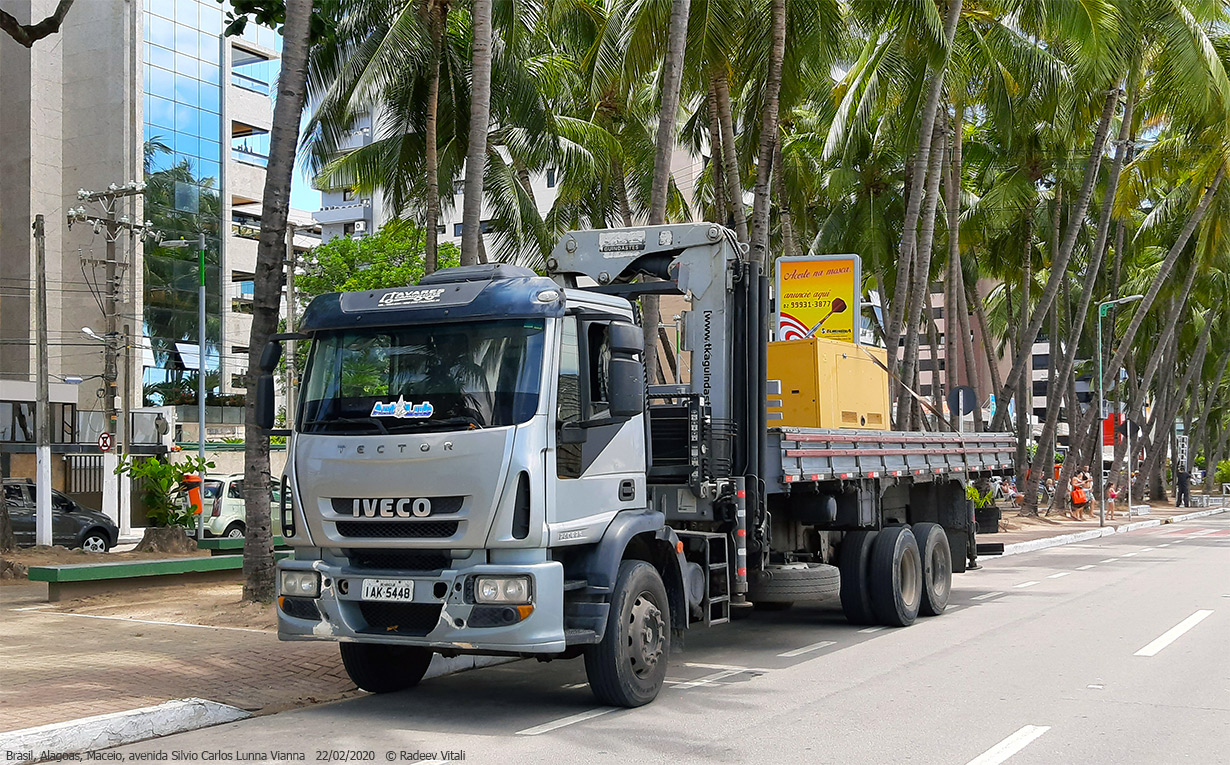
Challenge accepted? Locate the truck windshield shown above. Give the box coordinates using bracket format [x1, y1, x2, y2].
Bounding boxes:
[298, 319, 545, 434]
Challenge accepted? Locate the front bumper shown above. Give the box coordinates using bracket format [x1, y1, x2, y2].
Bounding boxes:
[276, 557, 567, 654]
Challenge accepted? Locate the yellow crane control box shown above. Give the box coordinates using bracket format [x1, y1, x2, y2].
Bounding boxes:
[767, 338, 890, 430]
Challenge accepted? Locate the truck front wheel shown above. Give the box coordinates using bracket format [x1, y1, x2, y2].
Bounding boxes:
[340, 642, 433, 694]
[584, 560, 670, 708]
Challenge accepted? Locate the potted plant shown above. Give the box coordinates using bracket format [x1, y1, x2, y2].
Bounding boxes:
[116, 454, 213, 553]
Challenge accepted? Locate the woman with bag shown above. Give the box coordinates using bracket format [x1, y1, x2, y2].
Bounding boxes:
[1070, 466, 1093, 520]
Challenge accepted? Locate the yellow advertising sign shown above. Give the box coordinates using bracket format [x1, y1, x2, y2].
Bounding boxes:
[775, 255, 861, 344]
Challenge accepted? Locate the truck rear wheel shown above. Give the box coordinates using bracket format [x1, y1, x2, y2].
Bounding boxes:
[839, 530, 878, 625]
[585, 561, 670, 708]
[913, 523, 952, 616]
[869, 526, 922, 627]
[340, 642, 433, 694]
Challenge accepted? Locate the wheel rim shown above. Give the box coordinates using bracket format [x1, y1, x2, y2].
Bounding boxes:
[83, 536, 105, 552]
[899, 546, 920, 610]
[931, 542, 951, 600]
[227, 528, 244, 538]
[627, 591, 665, 680]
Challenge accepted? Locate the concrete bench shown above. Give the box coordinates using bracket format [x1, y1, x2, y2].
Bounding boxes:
[196, 536, 287, 555]
[28, 552, 292, 601]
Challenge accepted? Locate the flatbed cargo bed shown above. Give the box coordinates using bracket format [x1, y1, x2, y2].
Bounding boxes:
[767, 428, 1015, 488]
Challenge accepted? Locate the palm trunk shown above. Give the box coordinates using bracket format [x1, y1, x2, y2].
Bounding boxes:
[1055, 165, 1224, 467]
[242, 0, 313, 603]
[1207, 420, 1230, 493]
[992, 90, 1119, 431]
[1139, 319, 1212, 496]
[774, 140, 799, 259]
[896, 122, 949, 428]
[423, 0, 446, 274]
[750, 0, 786, 269]
[707, 82, 727, 224]
[1021, 87, 1134, 513]
[713, 70, 748, 243]
[1191, 347, 1230, 462]
[926, 312, 944, 429]
[943, 105, 962, 404]
[642, 0, 691, 386]
[970, 281, 1002, 412]
[889, 0, 963, 379]
[460, 0, 493, 265]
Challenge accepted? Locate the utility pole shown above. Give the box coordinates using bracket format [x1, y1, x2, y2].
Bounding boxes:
[33, 215, 52, 546]
[68, 183, 153, 529]
[285, 223, 297, 426]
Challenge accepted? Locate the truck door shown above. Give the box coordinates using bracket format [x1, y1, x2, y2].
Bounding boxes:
[548, 315, 645, 541]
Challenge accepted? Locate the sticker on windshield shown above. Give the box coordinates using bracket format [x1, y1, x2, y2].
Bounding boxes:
[370, 396, 434, 419]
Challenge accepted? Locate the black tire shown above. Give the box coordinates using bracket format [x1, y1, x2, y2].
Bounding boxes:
[585, 561, 670, 708]
[340, 642, 433, 694]
[79, 529, 111, 553]
[913, 523, 952, 616]
[869, 526, 922, 627]
[753, 600, 793, 612]
[748, 563, 840, 603]
[223, 522, 245, 538]
[839, 530, 878, 625]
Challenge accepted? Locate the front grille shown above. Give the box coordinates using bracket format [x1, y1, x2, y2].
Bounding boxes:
[329, 496, 463, 515]
[335, 520, 459, 539]
[358, 602, 442, 636]
[346, 549, 451, 571]
[280, 596, 321, 621]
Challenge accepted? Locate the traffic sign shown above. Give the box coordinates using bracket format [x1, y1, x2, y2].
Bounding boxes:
[98, 432, 114, 452]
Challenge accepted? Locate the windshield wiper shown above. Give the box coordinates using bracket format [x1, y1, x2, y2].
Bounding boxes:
[304, 416, 389, 434]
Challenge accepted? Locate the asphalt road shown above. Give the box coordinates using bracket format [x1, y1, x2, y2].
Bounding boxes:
[115, 514, 1230, 765]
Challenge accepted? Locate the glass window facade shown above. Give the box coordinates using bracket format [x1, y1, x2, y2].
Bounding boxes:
[143, 0, 225, 400]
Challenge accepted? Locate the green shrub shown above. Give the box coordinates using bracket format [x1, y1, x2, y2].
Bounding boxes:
[116, 454, 214, 528]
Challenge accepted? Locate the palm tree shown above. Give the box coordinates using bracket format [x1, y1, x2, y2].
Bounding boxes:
[461, 0, 493, 264]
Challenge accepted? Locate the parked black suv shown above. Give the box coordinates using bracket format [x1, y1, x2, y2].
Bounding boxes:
[2, 479, 120, 552]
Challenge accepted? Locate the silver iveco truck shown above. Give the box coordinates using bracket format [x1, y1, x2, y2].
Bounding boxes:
[255, 223, 1012, 707]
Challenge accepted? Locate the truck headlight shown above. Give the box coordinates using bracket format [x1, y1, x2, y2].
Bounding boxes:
[474, 576, 531, 605]
[280, 570, 320, 598]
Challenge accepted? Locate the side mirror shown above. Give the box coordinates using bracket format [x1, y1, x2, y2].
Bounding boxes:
[256, 373, 276, 430]
[608, 357, 644, 418]
[608, 321, 643, 354]
[259, 341, 282, 373]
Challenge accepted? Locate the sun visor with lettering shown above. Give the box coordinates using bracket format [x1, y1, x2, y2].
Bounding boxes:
[339, 281, 487, 313]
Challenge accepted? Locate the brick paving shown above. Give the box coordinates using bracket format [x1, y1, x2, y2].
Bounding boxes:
[0, 584, 359, 733]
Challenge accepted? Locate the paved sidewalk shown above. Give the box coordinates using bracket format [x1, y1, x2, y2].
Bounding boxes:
[0, 582, 357, 734]
[981, 500, 1227, 552]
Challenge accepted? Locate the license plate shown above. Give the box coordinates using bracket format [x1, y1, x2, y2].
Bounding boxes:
[361, 578, 415, 602]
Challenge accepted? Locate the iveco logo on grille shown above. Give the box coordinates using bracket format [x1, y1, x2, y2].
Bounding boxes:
[351, 498, 431, 518]
[332, 496, 463, 518]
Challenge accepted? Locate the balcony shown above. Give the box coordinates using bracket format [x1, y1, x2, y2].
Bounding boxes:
[228, 159, 265, 205]
[313, 201, 371, 226]
[227, 83, 272, 132]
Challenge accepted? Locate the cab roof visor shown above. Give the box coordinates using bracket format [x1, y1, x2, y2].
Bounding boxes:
[418, 263, 537, 285]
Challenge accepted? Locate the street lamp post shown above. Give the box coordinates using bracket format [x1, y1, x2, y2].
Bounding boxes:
[164, 234, 208, 539]
[1097, 294, 1144, 527]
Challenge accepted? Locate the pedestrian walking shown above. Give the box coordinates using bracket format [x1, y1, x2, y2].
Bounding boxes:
[1175, 466, 1191, 508]
[1070, 466, 1094, 521]
[1106, 483, 1118, 521]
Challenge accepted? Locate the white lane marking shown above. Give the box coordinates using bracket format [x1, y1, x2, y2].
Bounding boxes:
[671, 669, 744, 689]
[1047, 572, 1071, 579]
[1077, 564, 1095, 570]
[516, 707, 616, 735]
[682, 662, 772, 673]
[1014, 581, 1039, 589]
[1087, 683, 1105, 690]
[972, 591, 1005, 601]
[1101, 558, 1119, 563]
[1140, 547, 1154, 551]
[1134, 610, 1215, 657]
[560, 682, 588, 689]
[11, 605, 54, 611]
[858, 626, 886, 633]
[1170, 539, 1185, 544]
[1158, 543, 1170, 547]
[25, 610, 269, 633]
[966, 725, 1051, 765]
[1122, 552, 1138, 557]
[1191, 529, 1217, 537]
[778, 640, 836, 658]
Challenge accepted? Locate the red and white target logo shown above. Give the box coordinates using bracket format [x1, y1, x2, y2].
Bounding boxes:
[778, 311, 809, 341]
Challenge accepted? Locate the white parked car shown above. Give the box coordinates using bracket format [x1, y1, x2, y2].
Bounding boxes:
[190, 473, 283, 538]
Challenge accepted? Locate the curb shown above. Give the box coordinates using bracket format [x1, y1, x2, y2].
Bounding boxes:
[998, 506, 1227, 557]
[0, 698, 250, 761]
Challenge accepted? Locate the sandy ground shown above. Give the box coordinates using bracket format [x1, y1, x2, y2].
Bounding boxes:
[50, 580, 278, 630]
